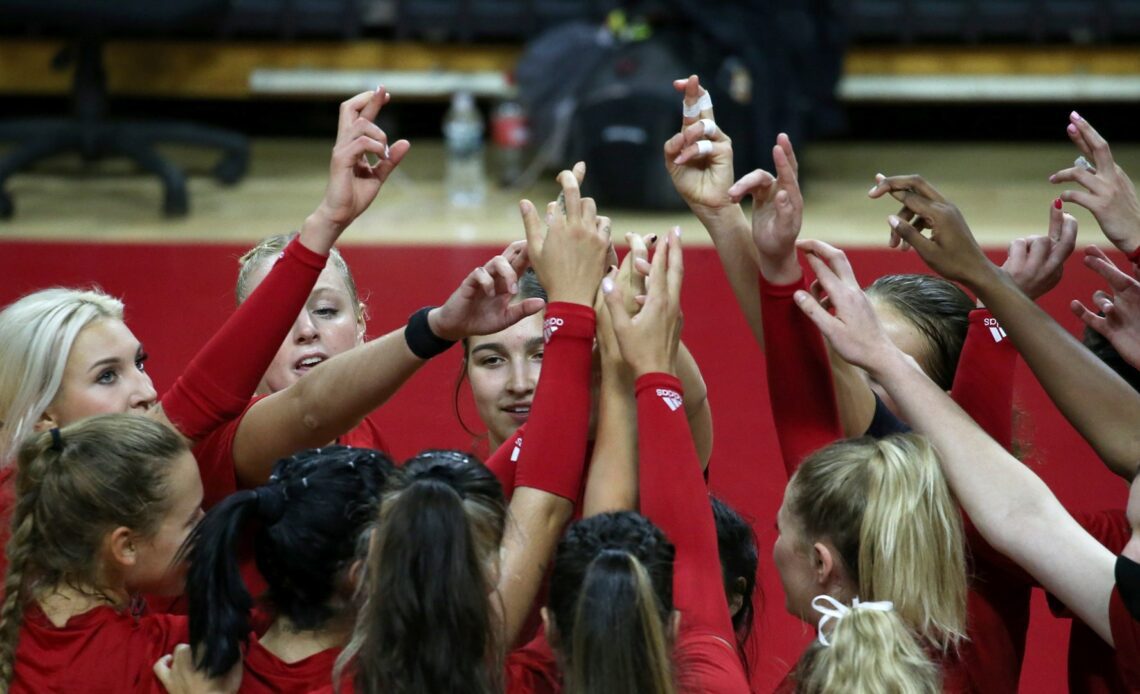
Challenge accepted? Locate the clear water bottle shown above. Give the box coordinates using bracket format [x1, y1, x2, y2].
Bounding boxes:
[443, 91, 486, 208]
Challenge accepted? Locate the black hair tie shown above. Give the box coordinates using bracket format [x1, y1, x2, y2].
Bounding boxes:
[254, 485, 288, 524]
[49, 428, 63, 452]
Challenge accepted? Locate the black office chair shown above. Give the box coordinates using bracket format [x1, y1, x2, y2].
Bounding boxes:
[0, 1, 249, 218]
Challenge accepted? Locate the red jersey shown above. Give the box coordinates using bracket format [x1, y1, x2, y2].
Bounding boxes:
[241, 635, 340, 694]
[193, 394, 390, 510]
[504, 627, 748, 694]
[1048, 509, 1131, 693]
[11, 603, 186, 693]
[637, 373, 750, 693]
[760, 274, 1026, 693]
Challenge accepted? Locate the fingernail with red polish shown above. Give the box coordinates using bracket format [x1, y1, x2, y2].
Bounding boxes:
[1054, 198, 1063, 210]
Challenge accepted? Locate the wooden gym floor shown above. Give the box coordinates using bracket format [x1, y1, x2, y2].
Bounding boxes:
[1, 41, 1138, 249]
[1, 138, 1135, 250]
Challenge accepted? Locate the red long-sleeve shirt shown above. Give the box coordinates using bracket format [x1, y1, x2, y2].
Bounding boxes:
[760, 271, 1026, 693]
[0, 237, 328, 588]
[482, 302, 596, 503]
[504, 373, 750, 694]
[637, 372, 750, 693]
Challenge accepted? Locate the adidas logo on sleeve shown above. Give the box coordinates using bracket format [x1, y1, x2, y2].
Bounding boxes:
[984, 317, 1007, 343]
[543, 316, 564, 343]
[656, 388, 683, 412]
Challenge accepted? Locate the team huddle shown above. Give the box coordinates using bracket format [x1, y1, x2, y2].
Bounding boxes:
[1, 76, 1138, 693]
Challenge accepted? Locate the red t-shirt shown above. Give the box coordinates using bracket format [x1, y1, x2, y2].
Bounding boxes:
[504, 627, 747, 694]
[1048, 509, 1132, 693]
[241, 636, 340, 694]
[11, 603, 187, 693]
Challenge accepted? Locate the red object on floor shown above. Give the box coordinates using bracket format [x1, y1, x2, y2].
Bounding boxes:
[1, 241, 1124, 694]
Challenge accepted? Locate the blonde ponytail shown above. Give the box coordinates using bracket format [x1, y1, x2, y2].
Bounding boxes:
[786, 435, 967, 655]
[796, 603, 940, 694]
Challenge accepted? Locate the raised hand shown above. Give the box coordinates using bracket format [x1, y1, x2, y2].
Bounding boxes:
[728, 134, 803, 284]
[664, 75, 736, 216]
[1051, 112, 1140, 255]
[869, 175, 995, 289]
[520, 166, 611, 306]
[310, 87, 411, 242]
[792, 239, 900, 375]
[602, 228, 684, 376]
[428, 240, 544, 340]
[596, 232, 653, 371]
[1071, 245, 1140, 369]
[1001, 200, 1079, 300]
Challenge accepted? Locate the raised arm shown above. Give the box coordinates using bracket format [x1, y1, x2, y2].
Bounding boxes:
[872, 175, 1140, 479]
[604, 229, 747, 689]
[1051, 113, 1140, 259]
[794, 238, 1118, 644]
[664, 75, 764, 347]
[232, 241, 543, 486]
[582, 234, 645, 517]
[496, 169, 609, 647]
[153, 88, 408, 442]
[728, 137, 844, 471]
[950, 222, 1076, 449]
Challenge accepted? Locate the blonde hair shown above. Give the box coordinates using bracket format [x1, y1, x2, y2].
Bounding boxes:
[235, 233, 366, 324]
[0, 288, 124, 466]
[796, 607, 941, 694]
[785, 434, 967, 654]
[0, 414, 187, 689]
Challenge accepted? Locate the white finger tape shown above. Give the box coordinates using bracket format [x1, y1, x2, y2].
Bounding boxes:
[682, 92, 714, 118]
[700, 118, 717, 137]
[696, 140, 713, 156]
[1075, 155, 1096, 172]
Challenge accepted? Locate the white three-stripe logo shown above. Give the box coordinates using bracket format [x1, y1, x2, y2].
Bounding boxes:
[656, 388, 683, 412]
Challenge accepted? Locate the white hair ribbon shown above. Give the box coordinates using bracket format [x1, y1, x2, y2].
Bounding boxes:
[683, 92, 714, 118]
[811, 595, 895, 647]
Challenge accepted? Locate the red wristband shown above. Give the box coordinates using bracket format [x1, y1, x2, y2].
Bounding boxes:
[634, 373, 685, 408]
[543, 302, 596, 341]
